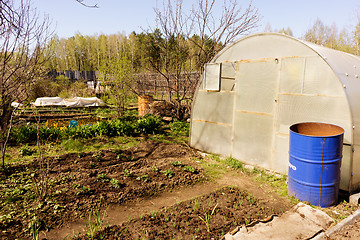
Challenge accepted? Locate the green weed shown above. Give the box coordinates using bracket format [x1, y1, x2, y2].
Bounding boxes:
[183, 165, 195, 173]
[110, 178, 121, 188]
[85, 208, 105, 239]
[96, 174, 109, 182]
[198, 203, 218, 233]
[123, 169, 133, 177]
[171, 161, 182, 167]
[161, 170, 174, 178]
[136, 175, 149, 182]
[29, 216, 40, 240]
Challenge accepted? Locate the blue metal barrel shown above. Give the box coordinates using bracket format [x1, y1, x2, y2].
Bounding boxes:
[288, 122, 344, 207]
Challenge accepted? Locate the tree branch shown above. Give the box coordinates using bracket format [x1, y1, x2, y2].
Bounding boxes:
[75, 0, 99, 8]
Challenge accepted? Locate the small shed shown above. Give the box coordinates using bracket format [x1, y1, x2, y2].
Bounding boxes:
[190, 32, 360, 192]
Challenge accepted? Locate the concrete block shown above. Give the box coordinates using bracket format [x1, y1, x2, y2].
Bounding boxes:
[349, 192, 360, 205]
[294, 202, 333, 228]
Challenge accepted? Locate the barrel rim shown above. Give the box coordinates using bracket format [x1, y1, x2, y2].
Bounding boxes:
[290, 122, 344, 137]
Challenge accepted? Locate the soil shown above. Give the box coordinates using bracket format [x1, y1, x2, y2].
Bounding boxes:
[0, 139, 293, 240]
[90, 186, 289, 240]
[327, 218, 360, 239]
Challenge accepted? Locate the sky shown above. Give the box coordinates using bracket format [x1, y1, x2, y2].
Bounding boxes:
[34, 0, 360, 39]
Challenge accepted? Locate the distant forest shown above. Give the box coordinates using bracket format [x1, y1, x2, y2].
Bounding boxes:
[44, 30, 222, 74]
[44, 19, 360, 75]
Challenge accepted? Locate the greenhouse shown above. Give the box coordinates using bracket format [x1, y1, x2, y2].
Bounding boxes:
[190, 32, 360, 192]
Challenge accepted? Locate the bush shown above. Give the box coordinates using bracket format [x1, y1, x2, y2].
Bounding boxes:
[136, 115, 162, 134]
[11, 125, 37, 144]
[39, 127, 61, 142]
[9, 114, 164, 146]
[113, 120, 135, 136]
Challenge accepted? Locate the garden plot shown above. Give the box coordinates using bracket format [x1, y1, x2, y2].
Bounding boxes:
[0, 140, 205, 239]
[92, 186, 289, 239]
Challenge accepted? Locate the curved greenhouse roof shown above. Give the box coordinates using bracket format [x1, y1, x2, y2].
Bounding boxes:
[190, 32, 360, 192]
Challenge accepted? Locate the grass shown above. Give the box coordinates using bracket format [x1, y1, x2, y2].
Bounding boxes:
[4, 135, 140, 165]
[198, 154, 290, 200]
[85, 208, 106, 239]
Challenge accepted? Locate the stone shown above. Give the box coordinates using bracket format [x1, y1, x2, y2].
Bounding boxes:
[349, 192, 360, 205]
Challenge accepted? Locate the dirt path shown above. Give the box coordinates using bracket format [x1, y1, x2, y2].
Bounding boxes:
[41, 170, 289, 239]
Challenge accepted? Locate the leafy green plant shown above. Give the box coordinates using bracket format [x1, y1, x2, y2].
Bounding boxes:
[183, 165, 195, 173]
[225, 157, 245, 170]
[92, 152, 103, 161]
[11, 125, 37, 144]
[136, 115, 162, 134]
[161, 170, 174, 178]
[110, 178, 121, 188]
[113, 120, 135, 136]
[96, 173, 109, 182]
[171, 161, 182, 167]
[29, 216, 41, 240]
[136, 175, 149, 182]
[193, 199, 200, 211]
[123, 169, 133, 177]
[150, 210, 157, 219]
[75, 186, 92, 196]
[169, 121, 189, 135]
[247, 194, 255, 206]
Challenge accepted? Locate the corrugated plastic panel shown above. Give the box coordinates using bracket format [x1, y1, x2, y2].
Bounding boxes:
[191, 91, 234, 125]
[232, 112, 273, 168]
[221, 62, 236, 79]
[307, 44, 360, 190]
[303, 56, 342, 96]
[236, 60, 279, 114]
[204, 63, 221, 91]
[190, 120, 232, 156]
[352, 145, 360, 192]
[340, 145, 352, 191]
[214, 33, 317, 62]
[276, 94, 352, 143]
[221, 79, 235, 91]
[272, 133, 290, 173]
[279, 57, 305, 94]
[190, 33, 360, 191]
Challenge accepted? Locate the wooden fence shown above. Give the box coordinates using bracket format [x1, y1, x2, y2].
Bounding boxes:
[49, 70, 201, 100]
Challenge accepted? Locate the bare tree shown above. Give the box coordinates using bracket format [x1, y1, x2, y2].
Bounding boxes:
[191, 0, 260, 66]
[148, 0, 260, 118]
[75, 0, 99, 8]
[0, 0, 53, 168]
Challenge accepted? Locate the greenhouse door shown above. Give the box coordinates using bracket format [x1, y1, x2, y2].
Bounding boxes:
[231, 59, 280, 169]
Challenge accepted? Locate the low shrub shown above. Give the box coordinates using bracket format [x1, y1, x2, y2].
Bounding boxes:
[9, 114, 163, 145]
[136, 114, 162, 134]
[11, 125, 37, 144]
